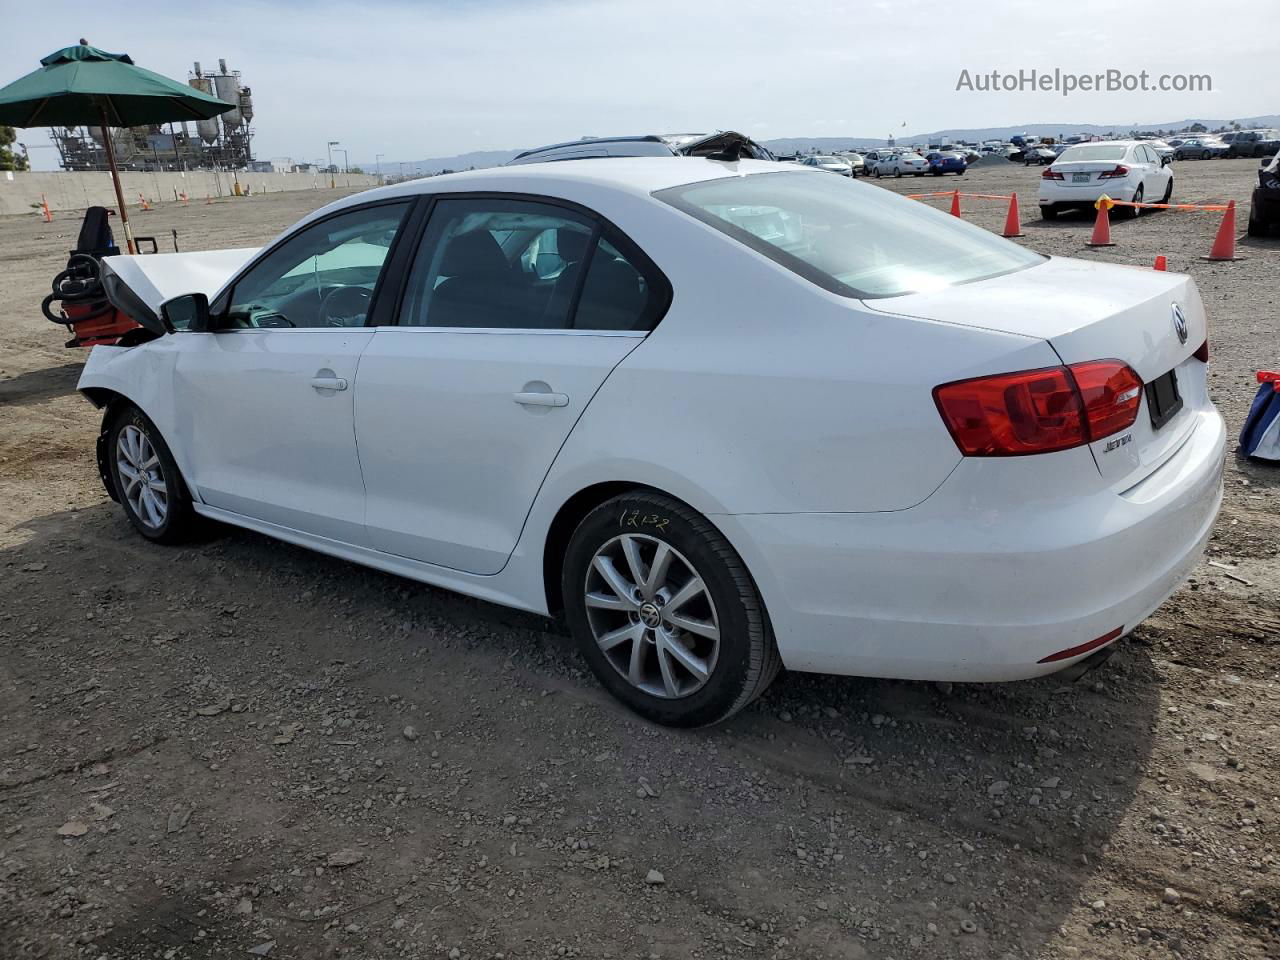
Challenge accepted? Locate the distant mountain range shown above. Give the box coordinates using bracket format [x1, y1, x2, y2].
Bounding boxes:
[368, 115, 1280, 175]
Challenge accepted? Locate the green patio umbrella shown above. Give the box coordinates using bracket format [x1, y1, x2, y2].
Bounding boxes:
[0, 41, 235, 253]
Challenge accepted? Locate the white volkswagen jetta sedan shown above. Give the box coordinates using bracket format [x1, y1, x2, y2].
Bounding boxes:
[1039, 140, 1174, 218]
[81, 158, 1224, 726]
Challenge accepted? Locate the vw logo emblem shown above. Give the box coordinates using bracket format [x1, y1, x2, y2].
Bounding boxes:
[1171, 303, 1189, 345]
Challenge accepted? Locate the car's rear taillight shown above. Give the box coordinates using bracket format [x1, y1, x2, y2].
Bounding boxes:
[1041, 167, 1064, 180]
[1069, 361, 1143, 440]
[934, 360, 1143, 457]
[1098, 165, 1130, 179]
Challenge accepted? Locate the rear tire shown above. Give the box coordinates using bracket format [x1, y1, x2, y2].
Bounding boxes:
[562, 492, 780, 727]
[1160, 177, 1173, 205]
[1123, 185, 1144, 219]
[106, 404, 196, 544]
[1040, 204, 1060, 220]
[1247, 205, 1270, 237]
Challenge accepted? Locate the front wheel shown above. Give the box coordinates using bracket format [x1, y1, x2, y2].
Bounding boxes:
[562, 492, 780, 727]
[1160, 177, 1173, 205]
[894, 168, 902, 178]
[107, 404, 196, 544]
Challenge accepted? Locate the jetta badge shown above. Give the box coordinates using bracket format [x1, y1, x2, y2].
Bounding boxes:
[1172, 303, 1189, 345]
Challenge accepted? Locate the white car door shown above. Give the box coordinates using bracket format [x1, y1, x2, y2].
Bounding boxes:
[354, 195, 665, 575]
[174, 200, 413, 544]
[1136, 145, 1160, 197]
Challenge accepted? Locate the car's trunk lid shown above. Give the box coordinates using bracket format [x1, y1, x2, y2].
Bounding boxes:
[866, 256, 1208, 487]
[1047, 159, 1126, 186]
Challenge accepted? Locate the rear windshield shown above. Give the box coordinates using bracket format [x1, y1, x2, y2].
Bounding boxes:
[1061, 144, 1127, 162]
[654, 171, 1042, 299]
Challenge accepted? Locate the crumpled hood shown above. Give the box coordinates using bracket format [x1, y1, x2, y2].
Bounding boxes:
[100, 247, 259, 313]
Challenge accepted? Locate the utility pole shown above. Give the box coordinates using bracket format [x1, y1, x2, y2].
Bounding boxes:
[327, 140, 339, 188]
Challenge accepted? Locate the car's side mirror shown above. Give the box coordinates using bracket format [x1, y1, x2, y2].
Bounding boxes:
[160, 292, 209, 333]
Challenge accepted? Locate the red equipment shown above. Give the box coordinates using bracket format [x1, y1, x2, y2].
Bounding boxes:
[42, 207, 155, 348]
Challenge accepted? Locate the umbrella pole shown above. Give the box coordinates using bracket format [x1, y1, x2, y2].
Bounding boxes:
[99, 107, 136, 255]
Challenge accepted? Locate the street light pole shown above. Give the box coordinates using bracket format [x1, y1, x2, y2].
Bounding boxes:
[327, 140, 339, 188]
[338, 148, 348, 174]
[375, 153, 384, 180]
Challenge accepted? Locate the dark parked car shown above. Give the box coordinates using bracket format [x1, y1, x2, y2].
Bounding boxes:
[1249, 152, 1280, 237]
[1022, 146, 1057, 166]
[925, 151, 966, 175]
[1174, 137, 1230, 160]
[507, 131, 776, 165]
[1228, 130, 1280, 159]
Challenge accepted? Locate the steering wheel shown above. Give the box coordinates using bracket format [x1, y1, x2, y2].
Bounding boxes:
[318, 285, 372, 327]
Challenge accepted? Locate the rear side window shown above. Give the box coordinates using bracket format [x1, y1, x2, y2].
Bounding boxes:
[399, 197, 667, 331]
[1060, 145, 1128, 162]
[656, 171, 1042, 299]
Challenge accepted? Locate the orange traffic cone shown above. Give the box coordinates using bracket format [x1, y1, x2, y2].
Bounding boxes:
[206, 194, 213, 205]
[1153, 255, 1167, 271]
[181, 192, 189, 206]
[1086, 198, 1115, 247]
[1202, 201, 1241, 261]
[949, 190, 962, 218]
[1001, 193, 1023, 237]
[40, 193, 52, 223]
[138, 192, 151, 211]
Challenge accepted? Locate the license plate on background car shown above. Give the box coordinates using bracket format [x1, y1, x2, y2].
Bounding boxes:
[1072, 172, 1091, 183]
[1145, 369, 1183, 430]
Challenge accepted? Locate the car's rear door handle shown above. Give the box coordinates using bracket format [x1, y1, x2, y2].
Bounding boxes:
[513, 391, 568, 407]
[311, 377, 348, 392]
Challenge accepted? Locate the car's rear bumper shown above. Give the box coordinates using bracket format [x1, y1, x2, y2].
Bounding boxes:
[1038, 181, 1139, 207]
[719, 407, 1225, 682]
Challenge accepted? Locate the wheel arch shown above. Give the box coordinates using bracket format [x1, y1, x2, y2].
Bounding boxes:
[542, 481, 653, 616]
[81, 386, 197, 506]
[539, 481, 760, 622]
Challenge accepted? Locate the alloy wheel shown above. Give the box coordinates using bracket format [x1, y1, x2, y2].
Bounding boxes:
[583, 533, 720, 699]
[116, 424, 168, 529]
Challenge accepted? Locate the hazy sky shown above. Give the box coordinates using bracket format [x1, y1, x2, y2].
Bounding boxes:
[2, 0, 1270, 170]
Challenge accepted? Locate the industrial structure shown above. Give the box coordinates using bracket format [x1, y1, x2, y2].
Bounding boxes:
[49, 59, 255, 172]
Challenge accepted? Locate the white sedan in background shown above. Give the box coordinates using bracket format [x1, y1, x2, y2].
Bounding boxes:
[871, 152, 930, 177]
[799, 154, 854, 176]
[82, 158, 1224, 726]
[1039, 140, 1174, 218]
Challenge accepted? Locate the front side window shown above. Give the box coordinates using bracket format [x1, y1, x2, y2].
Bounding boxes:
[656, 171, 1042, 299]
[223, 202, 409, 329]
[400, 197, 664, 331]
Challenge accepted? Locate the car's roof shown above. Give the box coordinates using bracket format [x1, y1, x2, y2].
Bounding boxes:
[301, 158, 797, 226]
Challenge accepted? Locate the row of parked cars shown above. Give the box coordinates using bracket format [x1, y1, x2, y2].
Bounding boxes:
[791, 149, 972, 178]
[505, 129, 1279, 240]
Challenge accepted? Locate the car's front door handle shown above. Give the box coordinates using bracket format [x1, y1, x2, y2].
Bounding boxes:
[311, 377, 348, 392]
[513, 391, 569, 407]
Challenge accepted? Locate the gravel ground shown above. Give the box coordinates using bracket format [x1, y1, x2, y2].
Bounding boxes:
[0, 160, 1277, 960]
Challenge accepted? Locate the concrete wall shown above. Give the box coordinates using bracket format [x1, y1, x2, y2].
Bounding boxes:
[0, 169, 382, 217]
